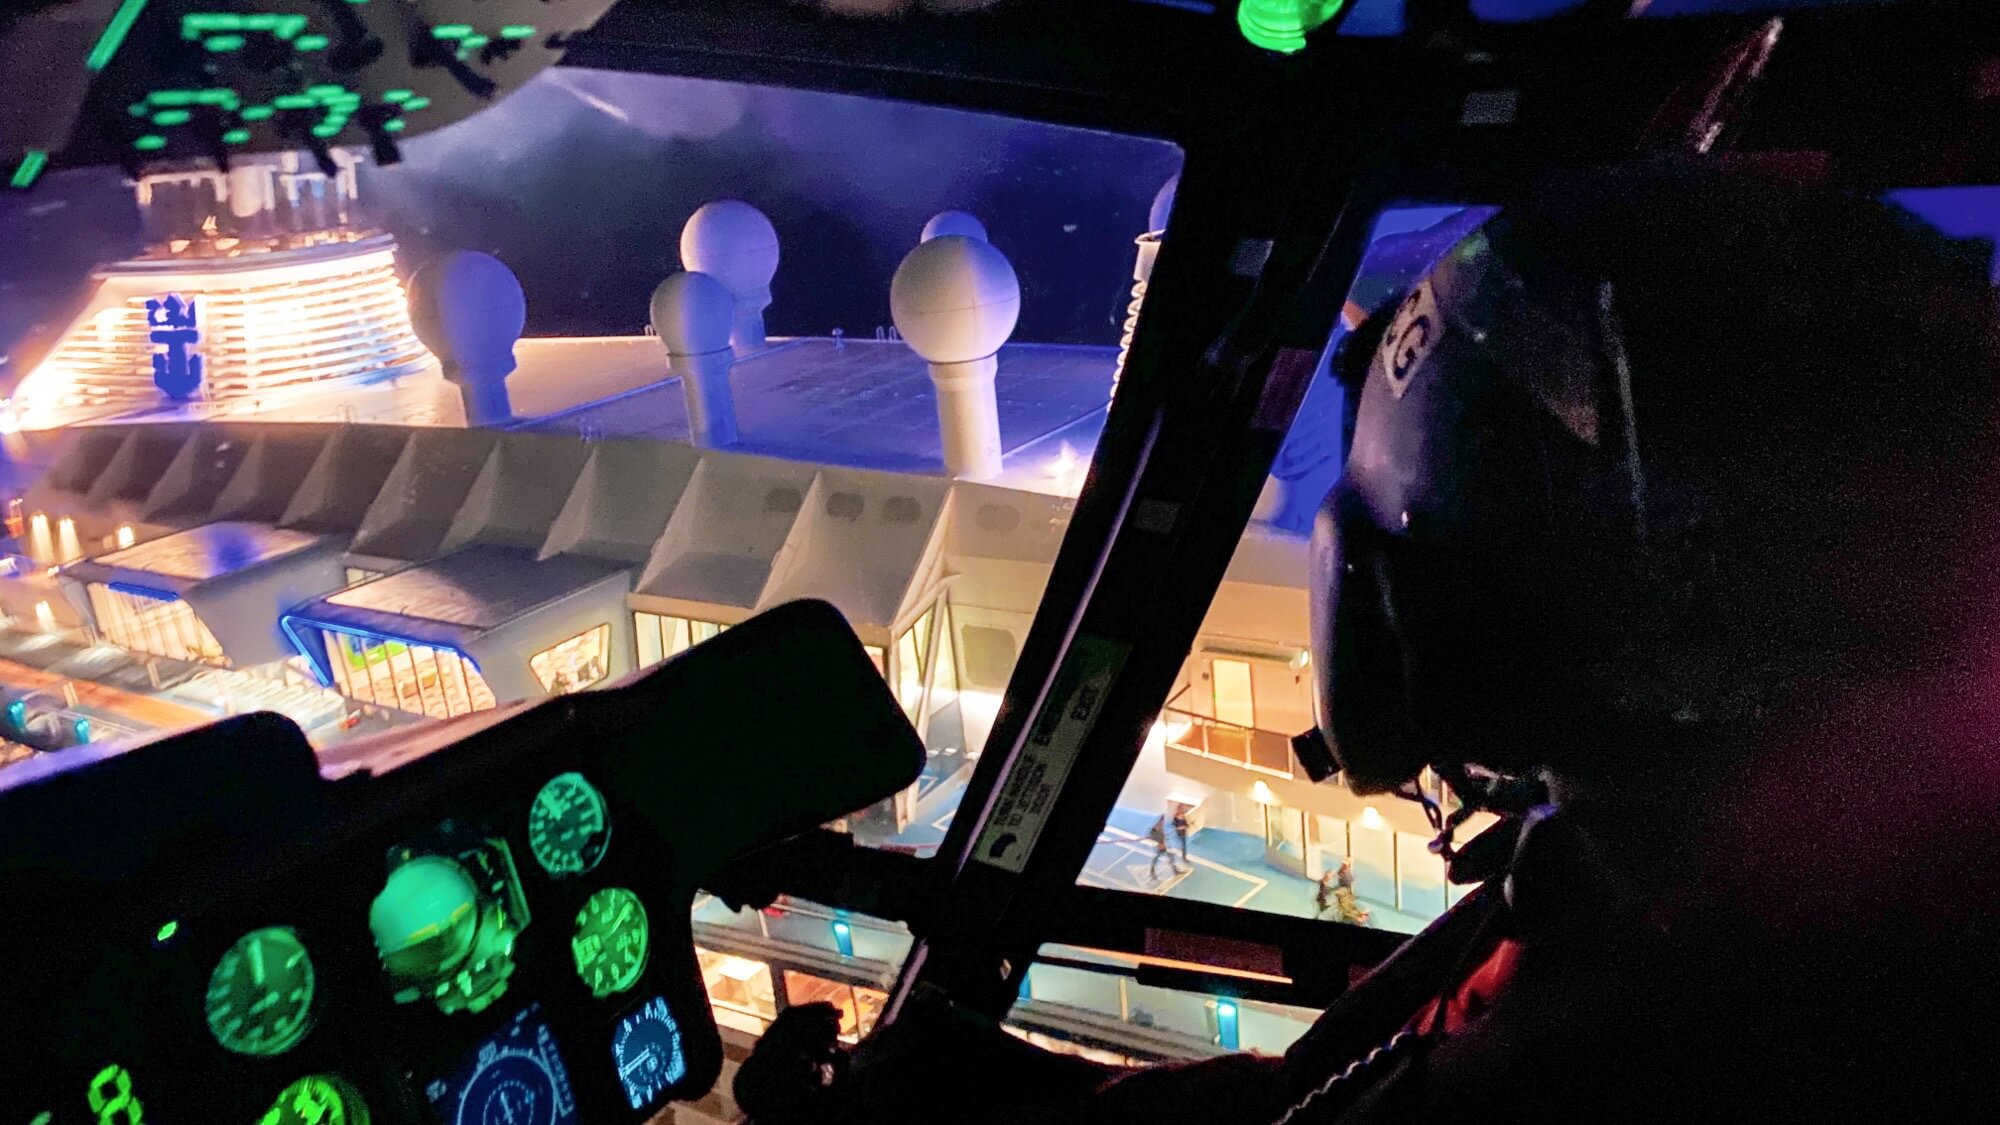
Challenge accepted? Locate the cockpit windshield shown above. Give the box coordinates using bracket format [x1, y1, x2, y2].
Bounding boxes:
[0, 63, 1211, 1094]
[7, 3, 1995, 1117]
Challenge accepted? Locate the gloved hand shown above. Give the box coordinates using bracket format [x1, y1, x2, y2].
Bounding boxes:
[733, 1001, 849, 1124]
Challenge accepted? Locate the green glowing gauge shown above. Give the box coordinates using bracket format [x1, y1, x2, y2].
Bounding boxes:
[572, 887, 650, 999]
[1237, 0, 1349, 54]
[369, 855, 479, 986]
[206, 927, 315, 1057]
[528, 772, 611, 877]
[370, 832, 531, 1015]
[259, 1074, 370, 1125]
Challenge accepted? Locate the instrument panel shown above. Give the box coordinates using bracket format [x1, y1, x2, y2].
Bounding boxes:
[0, 599, 925, 1125]
[4, 0, 620, 183]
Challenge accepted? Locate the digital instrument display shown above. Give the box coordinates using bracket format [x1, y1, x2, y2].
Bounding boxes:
[259, 1074, 369, 1125]
[206, 927, 316, 1057]
[87, 1063, 146, 1124]
[570, 887, 649, 1000]
[610, 996, 687, 1112]
[425, 1005, 578, 1125]
[526, 773, 611, 878]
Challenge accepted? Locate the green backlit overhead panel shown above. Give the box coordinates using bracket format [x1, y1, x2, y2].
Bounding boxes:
[571, 887, 650, 999]
[369, 829, 530, 1015]
[259, 1074, 370, 1125]
[527, 772, 611, 877]
[205, 927, 316, 1057]
[43, 0, 623, 172]
[1238, 0, 1350, 53]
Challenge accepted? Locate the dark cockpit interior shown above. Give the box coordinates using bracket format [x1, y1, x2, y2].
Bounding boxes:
[4, 2, 1999, 1123]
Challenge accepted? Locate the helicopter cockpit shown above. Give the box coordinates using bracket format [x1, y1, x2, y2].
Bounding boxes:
[3, 1, 1998, 1122]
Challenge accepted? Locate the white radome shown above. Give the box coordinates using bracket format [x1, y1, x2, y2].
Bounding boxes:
[921, 210, 989, 244]
[678, 200, 780, 297]
[407, 250, 526, 379]
[649, 272, 736, 357]
[890, 235, 1021, 365]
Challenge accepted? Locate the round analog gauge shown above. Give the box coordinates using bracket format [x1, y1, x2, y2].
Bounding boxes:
[260, 1074, 370, 1125]
[571, 887, 649, 999]
[611, 995, 687, 1111]
[206, 926, 316, 1057]
[527, 773, 611, 877]
[461, 1051, 564, 1125]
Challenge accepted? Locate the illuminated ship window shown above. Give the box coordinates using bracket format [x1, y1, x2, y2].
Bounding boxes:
[694, 947, 777, 1036]
[632, 612, 729, 670]
[320, 631, 495, 720]
[531, 624, 611, 696]
[85, 583, 228, 667]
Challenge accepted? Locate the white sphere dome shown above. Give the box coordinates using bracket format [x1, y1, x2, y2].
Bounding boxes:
[407, 251, 525, 380]
[921, 210, 989, 244]
[1149, 173, 1180, 233]
[890, 235, 1021, 365]
[650, 271, 736, 356]
[679, 200, 780, 298]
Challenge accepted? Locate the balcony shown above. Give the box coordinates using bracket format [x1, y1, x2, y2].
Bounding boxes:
[1161, 707, 1295, 778]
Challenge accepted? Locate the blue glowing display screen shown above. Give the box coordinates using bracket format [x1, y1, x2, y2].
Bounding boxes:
[425, 1005, 578, 1125]
[610, 995, 686, 1111]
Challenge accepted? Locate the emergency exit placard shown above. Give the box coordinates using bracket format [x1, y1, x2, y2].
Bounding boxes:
[973, 633, 1130, 875]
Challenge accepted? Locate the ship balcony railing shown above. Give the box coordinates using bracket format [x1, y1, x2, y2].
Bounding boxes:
[1160, 707, 1296, 779]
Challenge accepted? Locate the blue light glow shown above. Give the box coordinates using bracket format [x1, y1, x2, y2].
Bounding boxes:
[831, 918, 854, 957]
[280, 613, 484, 689]
[1216, 999, 1240, 1050]
[108, 581, 180, 602]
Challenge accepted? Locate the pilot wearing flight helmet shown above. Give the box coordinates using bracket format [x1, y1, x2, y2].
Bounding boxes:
[738, 161, 2000, 1123]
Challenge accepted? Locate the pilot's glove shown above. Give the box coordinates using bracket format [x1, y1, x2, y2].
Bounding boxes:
[734, 1002, 849, 1124]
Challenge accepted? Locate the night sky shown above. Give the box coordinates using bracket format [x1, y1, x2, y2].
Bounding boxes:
[0, 69, 1183, 369]
[5, 48, 1994, 387]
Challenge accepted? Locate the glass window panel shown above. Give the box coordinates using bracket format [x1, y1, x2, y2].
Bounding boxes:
[414, 646, 446, 717]
[175, 606, 201, 662]
[325, 635, 351, 698]
[928, 604, 958, 715]
[435, 647, 470, 716]
[12, 72, 1183, 1068]
[531, 624, 611, 694]
[347, 637, 376, 704]
[696, 947, 778, 1034]
[635, 612, 664, 668]
[895, 626, 923, 720]
[463, 657, 496, 710]
[352, 637, 379, 706]
[912, 608, 934, 679]
[388, 643, 422, 715]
